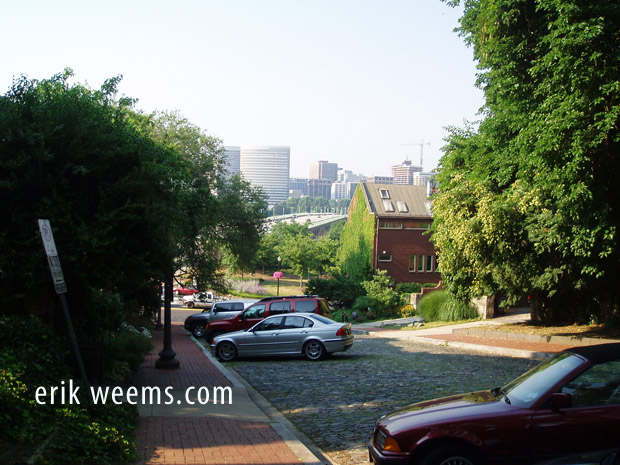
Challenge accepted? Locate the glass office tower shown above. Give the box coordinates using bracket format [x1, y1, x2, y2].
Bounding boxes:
[239, 146, 290, 206]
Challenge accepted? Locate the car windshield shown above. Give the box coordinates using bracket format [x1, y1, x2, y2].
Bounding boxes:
[500, 352, 585, 408]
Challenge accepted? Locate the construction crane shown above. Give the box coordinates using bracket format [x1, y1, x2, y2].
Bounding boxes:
[401, 140, 430, 169]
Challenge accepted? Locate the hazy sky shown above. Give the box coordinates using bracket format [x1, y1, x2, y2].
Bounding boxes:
[1, 0, 484, 178]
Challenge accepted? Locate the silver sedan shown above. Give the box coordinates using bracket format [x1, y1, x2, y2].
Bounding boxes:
[211, 313, 354, 362]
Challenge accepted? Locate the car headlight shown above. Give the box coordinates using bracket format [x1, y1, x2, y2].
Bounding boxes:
[376, 430, 401, 452]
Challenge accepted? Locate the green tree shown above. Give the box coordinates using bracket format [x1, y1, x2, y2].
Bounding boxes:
[435, 1, 620, 324]
[0, 71, 171, 328]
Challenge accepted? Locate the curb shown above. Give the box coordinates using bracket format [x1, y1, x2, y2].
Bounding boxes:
[191, 335, 335, 465]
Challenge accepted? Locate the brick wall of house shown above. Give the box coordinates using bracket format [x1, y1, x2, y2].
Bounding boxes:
[375, 226, 440, 285]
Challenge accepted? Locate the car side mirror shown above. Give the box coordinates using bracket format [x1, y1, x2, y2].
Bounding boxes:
[550, 392, 572, 410]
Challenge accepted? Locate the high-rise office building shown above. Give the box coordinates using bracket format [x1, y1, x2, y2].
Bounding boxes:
[222, 146, 241, 178]
[307, 178, 332, 198]
[239, 146, 290, 206]
[289, 178, 308, 197]
[392, 157, 422, 185]
[309, 160, 339, 181]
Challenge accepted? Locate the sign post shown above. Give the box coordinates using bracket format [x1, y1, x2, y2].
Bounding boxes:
[38, 220, 91, 398]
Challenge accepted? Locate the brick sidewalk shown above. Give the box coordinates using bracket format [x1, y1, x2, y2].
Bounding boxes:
[133, 325, 302, 465]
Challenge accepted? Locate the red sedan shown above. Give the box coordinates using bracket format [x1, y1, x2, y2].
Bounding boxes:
[369, 343, 620, 465]
[173, 286, 199, 295]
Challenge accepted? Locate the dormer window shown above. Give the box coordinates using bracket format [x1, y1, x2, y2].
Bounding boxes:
[397, 200, 409, 213]
[383, 200, 395, 212]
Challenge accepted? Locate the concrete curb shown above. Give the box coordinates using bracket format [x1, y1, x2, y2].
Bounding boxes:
[191, 335, 334, 465]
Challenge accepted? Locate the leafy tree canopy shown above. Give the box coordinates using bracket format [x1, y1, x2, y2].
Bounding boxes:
[434, 1, 620, 324]
[0, 70, 265, 331]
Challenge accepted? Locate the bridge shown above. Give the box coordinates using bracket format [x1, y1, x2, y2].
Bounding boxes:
[264, 213, 347, 237]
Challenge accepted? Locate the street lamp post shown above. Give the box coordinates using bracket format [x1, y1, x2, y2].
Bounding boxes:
[276, 256, 282, 297]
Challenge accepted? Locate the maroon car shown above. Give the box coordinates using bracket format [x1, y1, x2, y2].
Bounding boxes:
[369, 343, 620, 465]
[173, 286, 199, 295]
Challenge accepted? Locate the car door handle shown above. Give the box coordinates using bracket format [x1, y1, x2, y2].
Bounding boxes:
[271, 332, 279, 335]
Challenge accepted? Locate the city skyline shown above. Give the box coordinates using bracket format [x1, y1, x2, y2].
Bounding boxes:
[1, 0, 484, 180]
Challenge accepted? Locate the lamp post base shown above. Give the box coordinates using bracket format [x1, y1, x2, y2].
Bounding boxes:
[155, 349, 180, 369]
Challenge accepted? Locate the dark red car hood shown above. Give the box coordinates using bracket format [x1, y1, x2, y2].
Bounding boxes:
[379, 390, 515, 436]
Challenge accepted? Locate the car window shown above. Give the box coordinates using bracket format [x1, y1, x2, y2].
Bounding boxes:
[243, 304, 266, 319]
[295, 300, 316, 312]
[283, 316, 311, 329]
[308, 314, 334, 325]
[269, 301, 291, 314]
[216, 303, 232, 311]
[562, 360, 620, 407]
[254, 317, 283, 331]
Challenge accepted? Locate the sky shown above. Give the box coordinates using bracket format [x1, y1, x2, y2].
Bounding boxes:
[1, 0, 484, 178]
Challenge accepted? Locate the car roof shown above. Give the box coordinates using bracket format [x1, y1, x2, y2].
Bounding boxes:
[565, 343, 620, 364]
[256, 295, 321, 302]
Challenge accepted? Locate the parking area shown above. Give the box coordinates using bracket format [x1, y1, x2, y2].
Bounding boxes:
[221, 334, 538, 465]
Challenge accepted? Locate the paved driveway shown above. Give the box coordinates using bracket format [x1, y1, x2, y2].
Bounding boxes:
[227, 334, 539, 465]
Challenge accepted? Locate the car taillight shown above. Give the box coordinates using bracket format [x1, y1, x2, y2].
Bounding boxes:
[336, 325, 349, 336]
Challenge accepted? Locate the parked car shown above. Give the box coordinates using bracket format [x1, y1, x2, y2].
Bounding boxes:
[183, 300, 254, 338]
[535, 449, 620, 465]
[211, 313, 353, 362]
[203, 295, 330, 342]
[369, 343, 620, 465]
[173, 286, 199, 295]
[183, 291, 216, 309]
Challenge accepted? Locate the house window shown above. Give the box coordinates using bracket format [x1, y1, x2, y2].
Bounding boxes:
[379, 188, 390, 199]
[379, 221, 402, 229]
[417, 254, 425, 272]
[378, 253, 392, 262]
[396, 201, 409, 213]
[409, 255, 416, 272]
[404, 221, 431, 230]
[426, 255, 434, 272]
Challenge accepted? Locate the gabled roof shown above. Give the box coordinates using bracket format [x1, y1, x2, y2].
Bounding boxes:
[360, 183, 432, 218]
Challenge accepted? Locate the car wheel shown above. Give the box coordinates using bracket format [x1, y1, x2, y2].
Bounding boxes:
[216, 342, 237, 362]
[303, 340, 325, 361]
[419, 445, 480, 465]
[187, 301, 195, 308]
[191, 324, 205, 338]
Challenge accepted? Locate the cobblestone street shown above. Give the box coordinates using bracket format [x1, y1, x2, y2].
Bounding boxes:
[228, 334, 539, 465]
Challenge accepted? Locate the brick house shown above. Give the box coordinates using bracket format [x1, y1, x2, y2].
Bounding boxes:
[343, 182, 440, 285]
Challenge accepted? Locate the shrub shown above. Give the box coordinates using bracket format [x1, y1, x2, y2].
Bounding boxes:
[0, 315, 139, 464]
[395, 282, 423, 294]
[400, 304, 415, 318]
[228, 279, 267, 296]
[305, 276, 364, 308]
[437, 297, 478, 321]
[106, 323, 154, 379]
[417, 291, 479, 322]
[417, 291, 448, 321]
[360, 270, 404, 318]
